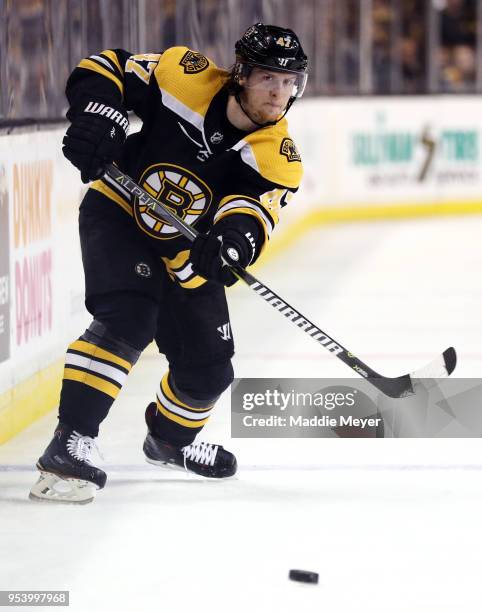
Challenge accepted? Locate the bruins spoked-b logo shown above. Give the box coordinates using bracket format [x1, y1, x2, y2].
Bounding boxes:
[280, 138, 301, 162]
[135, 262, 152, 278]
[134, 163, 212, 240]
[179, 50, 209, 74]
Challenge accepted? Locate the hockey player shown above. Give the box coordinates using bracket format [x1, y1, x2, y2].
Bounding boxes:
[29, 23, 308, 503]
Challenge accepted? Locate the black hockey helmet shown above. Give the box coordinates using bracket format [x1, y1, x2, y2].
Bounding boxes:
[234, 23, 308, 98]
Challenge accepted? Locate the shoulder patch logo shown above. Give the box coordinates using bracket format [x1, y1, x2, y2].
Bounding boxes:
[280, 138, 302, 163]
[180, 50, 209, 74]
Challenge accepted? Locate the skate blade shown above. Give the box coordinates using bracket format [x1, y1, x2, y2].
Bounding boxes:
[144, 457, 236, 480]
[145, 456, 195, 475]
[29, 470, 96, 504]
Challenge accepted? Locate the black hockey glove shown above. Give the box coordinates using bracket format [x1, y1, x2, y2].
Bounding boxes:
[190, 228, 253, 287]
[62, 99, 129, 183]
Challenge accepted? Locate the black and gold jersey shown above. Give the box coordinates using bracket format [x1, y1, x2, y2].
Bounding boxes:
[66, 46, 303, 289]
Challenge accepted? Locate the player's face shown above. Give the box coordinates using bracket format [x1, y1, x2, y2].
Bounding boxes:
[240, 68, 296, 123]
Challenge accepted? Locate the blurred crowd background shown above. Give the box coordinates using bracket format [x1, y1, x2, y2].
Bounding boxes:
[1, 0, 482, 121]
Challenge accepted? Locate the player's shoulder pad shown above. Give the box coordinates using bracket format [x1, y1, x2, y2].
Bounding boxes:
[154, 46, 228, 117]
[241, 119, 303, 189]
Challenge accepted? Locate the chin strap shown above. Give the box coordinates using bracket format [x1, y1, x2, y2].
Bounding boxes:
[235, 92, 295, 128]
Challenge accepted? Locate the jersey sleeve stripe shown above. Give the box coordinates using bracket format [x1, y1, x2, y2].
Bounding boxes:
[215, 209, 269, 251]
[161, 252, 207, 289]
[158, 86, 205, 130]
[171, 261, 195, 281]
[214, 198, 275, 237]
[77, 58, 124, 96]
[231, 141, 260, 174]
[179, 276, 207, 289]
[89, 54, 116, 72]
[240, 145, 259, 173]
[90, 180, 133, 216]
[161, 249, 190, 269]
[100, 50, 125, 78]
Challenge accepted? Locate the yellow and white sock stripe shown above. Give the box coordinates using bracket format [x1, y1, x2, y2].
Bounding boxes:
[156, 372, 214, 428]
[63, 340, 132, 400]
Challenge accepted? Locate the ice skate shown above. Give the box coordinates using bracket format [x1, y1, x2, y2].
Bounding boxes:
[143, 403, 237, 478]
[29, 423, 106, 504]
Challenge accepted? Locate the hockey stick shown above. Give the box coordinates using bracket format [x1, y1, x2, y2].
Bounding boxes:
[104, 163, 456, 398]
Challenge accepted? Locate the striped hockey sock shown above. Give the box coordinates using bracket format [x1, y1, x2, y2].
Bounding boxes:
[58, 330, 138, 437]
[151, 371, 217, 447]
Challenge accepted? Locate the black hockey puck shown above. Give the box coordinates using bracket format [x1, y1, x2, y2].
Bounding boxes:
[288, 569, 319, 584]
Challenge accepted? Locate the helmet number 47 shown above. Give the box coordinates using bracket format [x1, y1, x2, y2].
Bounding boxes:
[276, 36, 293, 48]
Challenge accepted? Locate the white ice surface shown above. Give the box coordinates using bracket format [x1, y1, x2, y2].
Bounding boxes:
[1, 216, 482, 612]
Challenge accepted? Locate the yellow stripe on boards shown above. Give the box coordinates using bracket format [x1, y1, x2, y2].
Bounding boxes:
[63, 368, 120, 399]
[155, 400, 210, 428]
[78, 59, 124, 96]
[250, 200, 482, 272]
[0, 359, 64, 445]
[69, 340, 132, 371]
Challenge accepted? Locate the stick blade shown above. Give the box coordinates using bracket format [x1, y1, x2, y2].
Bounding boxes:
[442, 346, 457, 375]
[371, 347, 457, 399]
[410, 346, 457, 379]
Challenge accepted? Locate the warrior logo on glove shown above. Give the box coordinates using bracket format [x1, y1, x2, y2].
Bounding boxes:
[84, 101, 129, 135]
[135, 163, 212, 240]
[62, 98, 129, 183]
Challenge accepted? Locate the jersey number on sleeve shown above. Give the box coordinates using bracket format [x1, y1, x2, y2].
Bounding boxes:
[260, 188, 292, 212]
[125, 54, 161, 84]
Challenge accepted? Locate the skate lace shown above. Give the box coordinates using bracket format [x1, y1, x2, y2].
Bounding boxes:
[66, 431, 103, 464]
[182, 441, 218, 467]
